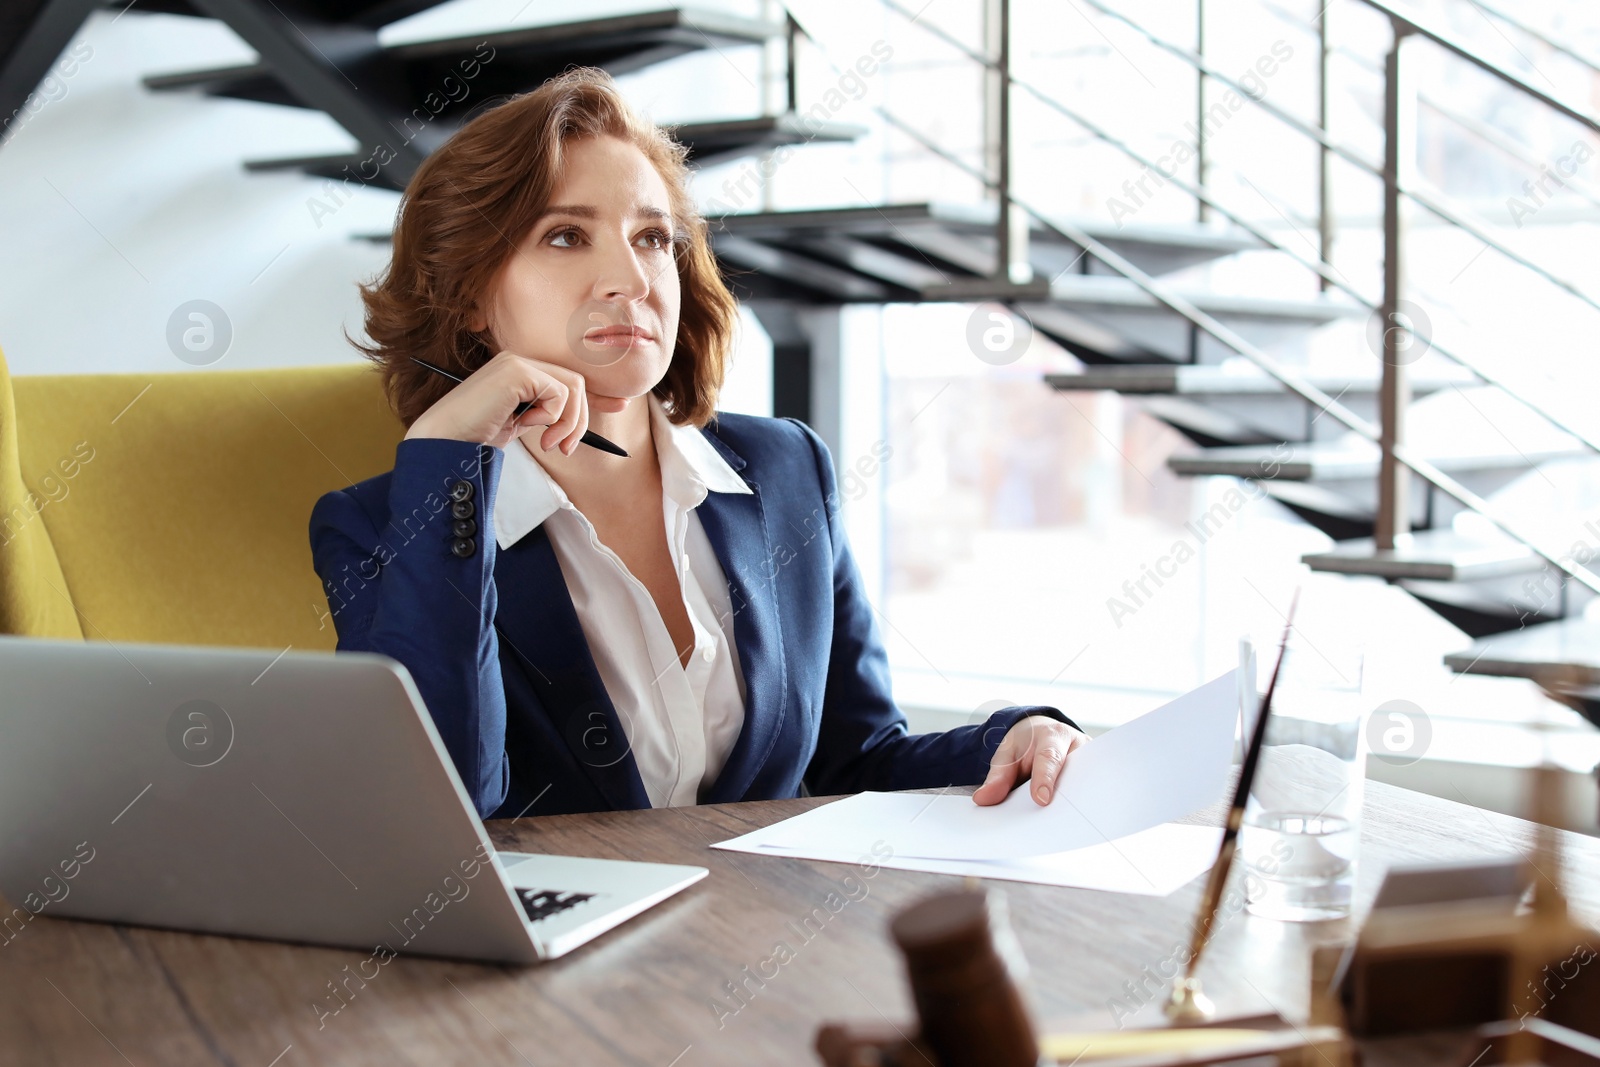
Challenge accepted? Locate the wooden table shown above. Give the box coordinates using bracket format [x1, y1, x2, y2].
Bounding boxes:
[3, 780, 1596, 1067]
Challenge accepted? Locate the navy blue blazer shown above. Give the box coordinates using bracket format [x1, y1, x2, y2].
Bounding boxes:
[308, 412, 1076, 819]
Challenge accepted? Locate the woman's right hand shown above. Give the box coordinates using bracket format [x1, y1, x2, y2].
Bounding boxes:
[403, 351, 619, 454]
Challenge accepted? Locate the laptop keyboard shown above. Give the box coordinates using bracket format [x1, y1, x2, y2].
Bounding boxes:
[516, 888, 605, 924]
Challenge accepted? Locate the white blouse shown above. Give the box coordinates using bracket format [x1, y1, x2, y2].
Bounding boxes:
[491, 393, 752, 808]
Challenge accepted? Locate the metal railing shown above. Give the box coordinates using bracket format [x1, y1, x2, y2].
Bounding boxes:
[780, 0, 1600, 595]
[1079, 0, 1600, 321]
[871, 0, 1600, 466]
[1354, 0, 1600, 547]
[1023, 0, 1599, 567]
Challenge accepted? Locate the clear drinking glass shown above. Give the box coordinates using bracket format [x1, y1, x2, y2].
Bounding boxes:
[1238, 636, 1367, 921]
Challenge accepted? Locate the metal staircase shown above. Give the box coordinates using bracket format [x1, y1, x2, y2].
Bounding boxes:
[707, 201, 1357, 357]
[6, 0, 1600, 722]
[25, 1, 863, 190]
[1033, 0, 1600, 717]
[136, 6, 865, 190]
[742, 0, 1600, 721]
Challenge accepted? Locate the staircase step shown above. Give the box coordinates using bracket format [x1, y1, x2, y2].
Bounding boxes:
[712, 202, 1259, 279]
[713, 224, 1359, 348]
[1168, 439, 1585, 481]
[247, 114, 865, 191]
[1029, 274, 1362, 324]
[671, 114, 866, 169]
[1020, 282, 1360, 365]
[111, 0, 454, 29]
[1403, 578, 1569, 638]
[144, 62, 295, 108]
[1302, 528, 1542, 581]
[711, 205, 1257, 326]
[144, 7, 781, 107]
[1044, 365, 1466, 397]
[772, 233, 952, 293]
[714, 235, 893, 301]
[244, 151, 386, 185]
[1133, 397, 1280, 449]
[104, 0, 203, 16]
[1013, 304, 1151, 363]
[1258, 481, 1376, 541]
[1445, 616, 1600, 684]
[1070, 218, 1262, 275]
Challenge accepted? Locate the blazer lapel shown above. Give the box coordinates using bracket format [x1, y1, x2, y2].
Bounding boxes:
[695, 426, 789, 803]
[492, 526, 650, 811]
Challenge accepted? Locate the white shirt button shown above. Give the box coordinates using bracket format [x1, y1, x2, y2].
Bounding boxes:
[702, 645, 716, 662]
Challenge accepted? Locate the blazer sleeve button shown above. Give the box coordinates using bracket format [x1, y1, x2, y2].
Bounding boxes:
[449, 479, 475, 503]
[451, 499, 475, 520]
[450, 536, 477, 558]
[452, 518, 477, 537]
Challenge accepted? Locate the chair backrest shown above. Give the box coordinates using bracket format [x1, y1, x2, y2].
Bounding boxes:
[0, 346, 405, 650]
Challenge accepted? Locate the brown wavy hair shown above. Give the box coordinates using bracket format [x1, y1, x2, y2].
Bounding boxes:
[348, 67, 739, 429]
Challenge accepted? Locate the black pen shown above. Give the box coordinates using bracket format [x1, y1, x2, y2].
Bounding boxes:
[409, 357, 630, 457]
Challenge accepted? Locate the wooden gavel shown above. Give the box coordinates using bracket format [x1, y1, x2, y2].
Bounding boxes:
[817, 887, 1043, 1067]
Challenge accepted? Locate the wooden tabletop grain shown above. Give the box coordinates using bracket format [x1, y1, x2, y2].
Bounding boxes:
[2, 780, 1596, 1067]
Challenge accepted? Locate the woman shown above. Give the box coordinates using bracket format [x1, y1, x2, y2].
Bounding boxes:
[309, 68, 1087, 819]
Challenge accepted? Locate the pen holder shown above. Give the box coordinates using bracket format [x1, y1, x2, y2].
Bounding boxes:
[887, 887, 1041, 1067]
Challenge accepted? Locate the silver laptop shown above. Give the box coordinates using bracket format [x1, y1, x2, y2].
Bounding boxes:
[0, 635, 706, 963]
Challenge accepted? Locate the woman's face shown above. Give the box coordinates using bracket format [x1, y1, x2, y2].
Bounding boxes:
[473, 134, 682, 404]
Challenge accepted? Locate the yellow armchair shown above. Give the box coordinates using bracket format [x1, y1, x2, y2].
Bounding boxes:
[0, 346, 405, 650]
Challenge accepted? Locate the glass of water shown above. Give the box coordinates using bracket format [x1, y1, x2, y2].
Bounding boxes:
[1238, 635, 1367, 922]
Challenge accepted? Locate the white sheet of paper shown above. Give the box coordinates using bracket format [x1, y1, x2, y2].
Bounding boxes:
[719, 669, 1240, 862]
[716, 822, 1223, 896]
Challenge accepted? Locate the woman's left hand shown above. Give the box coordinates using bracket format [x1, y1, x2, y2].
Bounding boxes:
[972, 717, 1090, 807]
